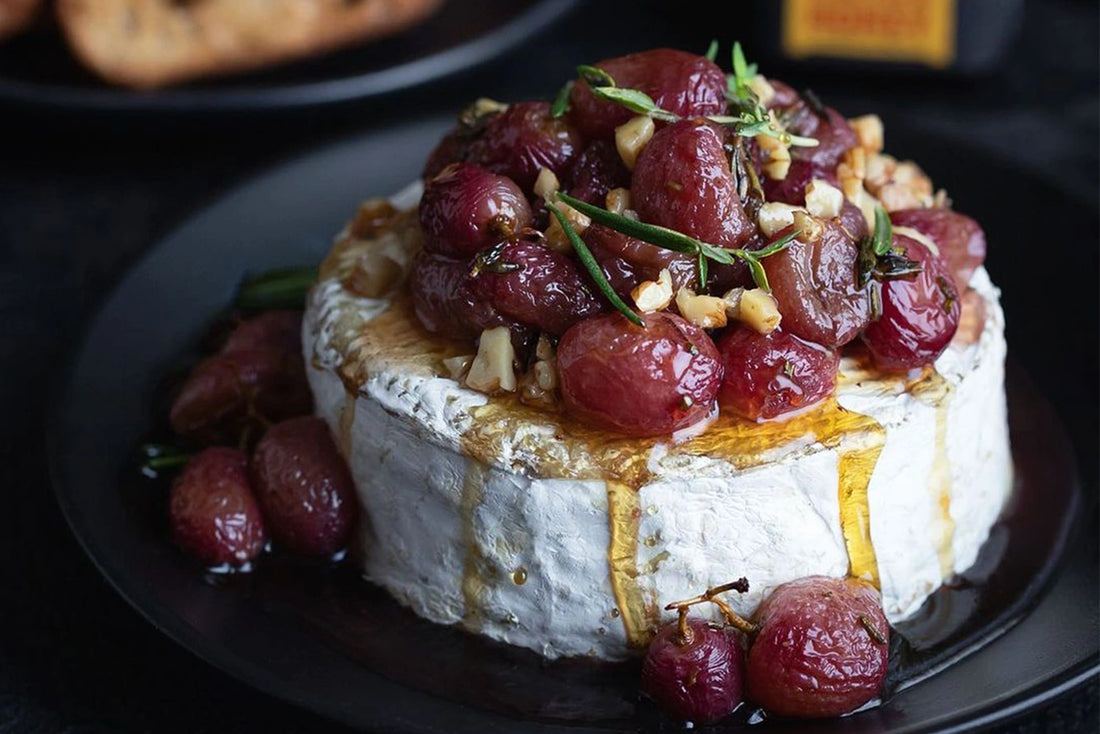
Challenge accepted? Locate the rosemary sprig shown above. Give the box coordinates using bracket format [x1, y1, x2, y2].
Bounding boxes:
[140, 443, 192, 476]
[584, 85, 680, 123]
[555, 192, 797, 292]
[236, 266, 317, 311]
[551, 80, 573, 118]
[704, 39, 719, 63]
[721, 42, 818, 148]
[547, 204, 644, 328]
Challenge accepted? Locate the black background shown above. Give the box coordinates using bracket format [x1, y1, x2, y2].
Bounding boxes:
[0, 0, 1096, 731]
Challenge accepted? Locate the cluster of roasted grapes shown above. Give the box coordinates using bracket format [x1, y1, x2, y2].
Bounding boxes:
[641, 577, 891, 723]
[163, 310, 356, 569]
[410, 48, 988, 436]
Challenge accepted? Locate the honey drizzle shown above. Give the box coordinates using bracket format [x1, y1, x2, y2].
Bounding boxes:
[460, 461, 489, 627]
[931, 390, 956, 577]
[605, 481, 654, 648]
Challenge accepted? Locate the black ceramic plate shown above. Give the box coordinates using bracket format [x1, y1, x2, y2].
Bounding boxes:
[0, 0, 577, 114]
[50, 116, 1099, 733]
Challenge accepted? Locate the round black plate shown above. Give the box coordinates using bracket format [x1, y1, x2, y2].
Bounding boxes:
[0, 0, 577, 114]
[50, 117, 1099, 733]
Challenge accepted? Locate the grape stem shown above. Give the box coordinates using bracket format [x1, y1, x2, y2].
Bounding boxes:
[665, 577, 758, 636]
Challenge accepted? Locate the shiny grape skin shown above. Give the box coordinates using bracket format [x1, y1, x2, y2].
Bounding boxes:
[641, 618, 745, 723]
[889, 207, 986, 289]
[862, 234, 961, 371]
[466, 101, 583, 191]
[568, 49, 727, 139]
[169, 447, 266, 568]
[408, 251, 514, 341]
[762, 159, 839, 206]
[251, 416, 357, 558]
[557, 312, 723, 437]
[632, 119, 754, 250]
[467, 240, 606, 336]
[583, 224, 698, 299]
[763, 222, 871, 348]
[566, 140, 631, 205]
[747, 576, 890, 719]
[717, 326, 839, 421]
[419, 163, 532, 259]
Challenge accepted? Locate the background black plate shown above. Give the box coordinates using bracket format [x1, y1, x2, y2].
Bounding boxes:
[0, 0, 578, 114]
[50, 117, 1099, 733]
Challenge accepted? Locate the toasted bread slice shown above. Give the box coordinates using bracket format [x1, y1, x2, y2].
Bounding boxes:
[56, 0, 444, 89]
[0, 0, 42, 41]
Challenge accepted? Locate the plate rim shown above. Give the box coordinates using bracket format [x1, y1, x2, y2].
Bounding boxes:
[45, 120, 1100, 733]
[0, 0, 580, 114]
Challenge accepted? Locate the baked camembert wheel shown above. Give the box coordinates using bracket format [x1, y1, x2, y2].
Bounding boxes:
[303, 45, 1013, 720]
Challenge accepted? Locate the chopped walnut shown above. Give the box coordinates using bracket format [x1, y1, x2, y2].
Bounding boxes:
[615, 115, 656, 171]
[443, 355, 474, 381]
[632, 269, 674, 313]
[757, 130, 792, 181]
[465, 327, 517, 394]
[724, 287, 781, 334]
[748, 74, 776, 106]
[605, 187, 632, 215]
[792, 210, 825, 243]
[533, 167, 560, 201]
[758, 202, 805, 238]
[805, 179, 844, 219]
[849, 114, 884, 154]
[675, 288, 728, 329]
[544, 202, 591, 253]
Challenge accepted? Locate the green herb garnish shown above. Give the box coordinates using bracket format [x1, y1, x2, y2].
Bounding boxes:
[555, 192, 797, 293]
[548, 204, 644, 327]
[583, 85, 680, 123]
[236, 266, 317, 311]
[140, 443, 192, 476]
[551, 80, 573, 118]
[704, 39, 719, 62]
[858, 205, 923, 287]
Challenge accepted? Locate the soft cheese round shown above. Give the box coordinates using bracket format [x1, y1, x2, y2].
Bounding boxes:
[303, 190, 1013, 662]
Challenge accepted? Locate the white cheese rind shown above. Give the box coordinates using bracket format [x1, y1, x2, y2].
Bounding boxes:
[306, 248, 1012, 661]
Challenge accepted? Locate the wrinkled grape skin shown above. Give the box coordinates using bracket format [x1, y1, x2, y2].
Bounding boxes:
[467, 102, 583, 191]
[251, 417, 357, 558]
[633, 119, 754, 250]
[467, 240, 606, 336]
[557, 312, 722, 437]
[568, 49, 727, 139]
[838, 199, 869, 241]
[170, 316, 313, 445]
[583, 224, 698, 299]
[780, 100, 858, 169]
[747, 576, 890, 719]
[641, 618, 745, 723]
[889, 208, 986, 289]
[763, 223, 871, 348]
[862, 234, 960, 371]
[408, 251, 512, 341]
[566, 140, 631, 205]
[717, 326, 839, 421]
[169, 447, 266, 568]
[419, 163, 532, 259]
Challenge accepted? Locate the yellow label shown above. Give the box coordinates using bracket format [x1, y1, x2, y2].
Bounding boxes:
[783, 0, 956, 69]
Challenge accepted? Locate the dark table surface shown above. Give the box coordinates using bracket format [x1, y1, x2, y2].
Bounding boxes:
[1, 0, 1097, 732]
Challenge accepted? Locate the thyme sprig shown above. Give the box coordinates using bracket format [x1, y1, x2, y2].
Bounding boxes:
[555, 192, 797, 293]
[573, 53, 817, 146]
[857, 205, 924, 288]
[236, 266, 317, 311]
[547, 204, 644, 328]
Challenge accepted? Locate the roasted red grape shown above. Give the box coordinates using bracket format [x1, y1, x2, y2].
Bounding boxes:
[467, 239, 606, 335]
[583, 223, 698, 299]
[889, 208, 986, 289]
[557, 312, 722, 436]
[632, 119, 753, 250]
[566, 139, 631, 205]
[862, 233, 960, 371]
[221, 310, 303, 355]
[467, 101, 583, 191]
[763, 222, 871, 348]
[747, 576, 890, 719]
[780, 98, 858, 169]
[717, 326, 839, 420]
[641, 618, 745, 723]
[408, 251, 512, 341]
[169, 447, 266, 568]
[568, 49, 727, 139]
[838, 199, 869, 241]
[251, 416, 357, 558]
[761, 159, 838, 206]
[419, 163, 532, 259]
[170, 338, 312, 445]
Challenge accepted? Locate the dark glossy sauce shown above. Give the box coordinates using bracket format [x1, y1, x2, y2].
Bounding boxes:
[135, 351, 1078, 726]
